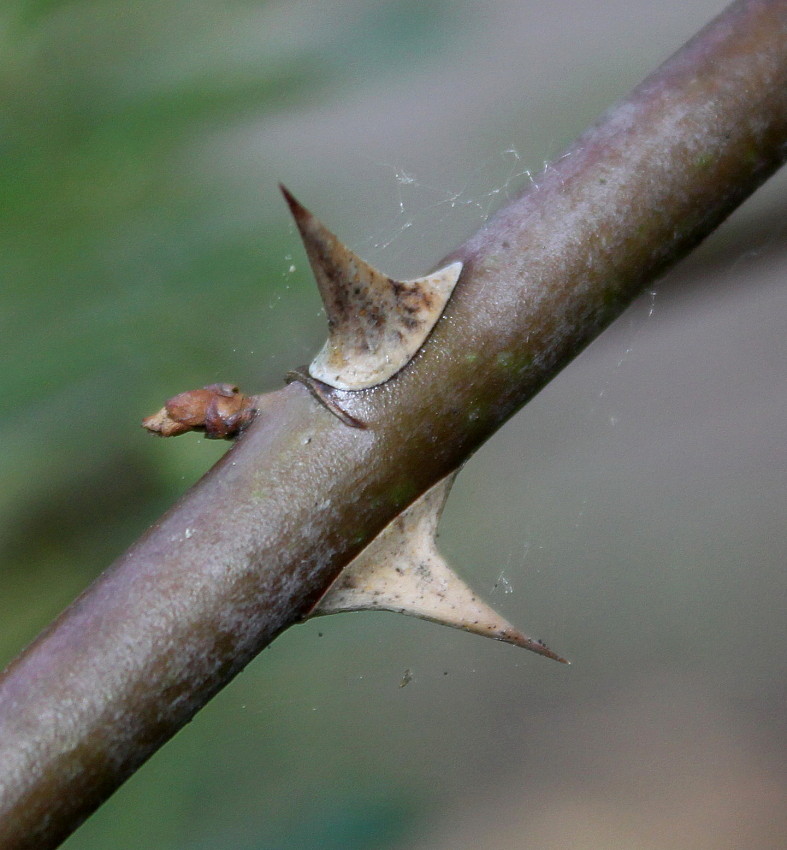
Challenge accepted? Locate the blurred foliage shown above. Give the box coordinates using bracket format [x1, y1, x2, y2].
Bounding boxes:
[0, 2, 448, 579]
[0, 0, 460, 592]
[0, 1, 457, 847]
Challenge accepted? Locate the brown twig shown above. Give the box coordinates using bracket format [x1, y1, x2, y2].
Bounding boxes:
[1, 1, 785, 847]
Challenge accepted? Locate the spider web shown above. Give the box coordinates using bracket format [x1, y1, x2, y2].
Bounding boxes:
[360, 148, 541, 257]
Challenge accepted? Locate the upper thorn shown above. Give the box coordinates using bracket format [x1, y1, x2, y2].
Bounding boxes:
[281, 185, 462, 391]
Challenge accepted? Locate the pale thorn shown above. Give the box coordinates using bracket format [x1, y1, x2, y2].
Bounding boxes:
[311, 473, 569, 663]
[280, 185, 463, 391]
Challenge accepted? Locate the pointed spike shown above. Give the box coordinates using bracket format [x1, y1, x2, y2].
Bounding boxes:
[311, 474, 569, 664]
[281, 185, 462, 390]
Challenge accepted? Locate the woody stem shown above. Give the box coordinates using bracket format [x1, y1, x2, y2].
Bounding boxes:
[0, 1, 786, 848]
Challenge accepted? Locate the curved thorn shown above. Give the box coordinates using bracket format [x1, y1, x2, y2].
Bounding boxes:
[310, 473, 569, 663]
[281, 185, 462, 390]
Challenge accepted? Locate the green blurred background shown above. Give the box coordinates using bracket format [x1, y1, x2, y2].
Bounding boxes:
[1, 1, 785, 847]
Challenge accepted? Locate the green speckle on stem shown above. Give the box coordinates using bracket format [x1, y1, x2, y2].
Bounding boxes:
[388, 479, 420, 511]
[466, 401, 491, 433]
[743, 145, 760, 167]
[496, 349, 533, 375]
[352, 530, 371, 547]
[696, 152, 714, 169]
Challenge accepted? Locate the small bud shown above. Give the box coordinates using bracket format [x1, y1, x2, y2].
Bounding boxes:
[143, 384, 255, 439]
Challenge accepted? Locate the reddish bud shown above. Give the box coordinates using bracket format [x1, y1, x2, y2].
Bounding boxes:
[143, 384, 255, 439]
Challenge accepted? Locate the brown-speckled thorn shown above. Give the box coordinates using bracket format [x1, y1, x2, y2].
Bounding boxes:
[281, 185, 463, 391]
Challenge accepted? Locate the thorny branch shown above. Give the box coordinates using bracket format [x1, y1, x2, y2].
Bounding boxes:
[1, 1, 786, 847]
